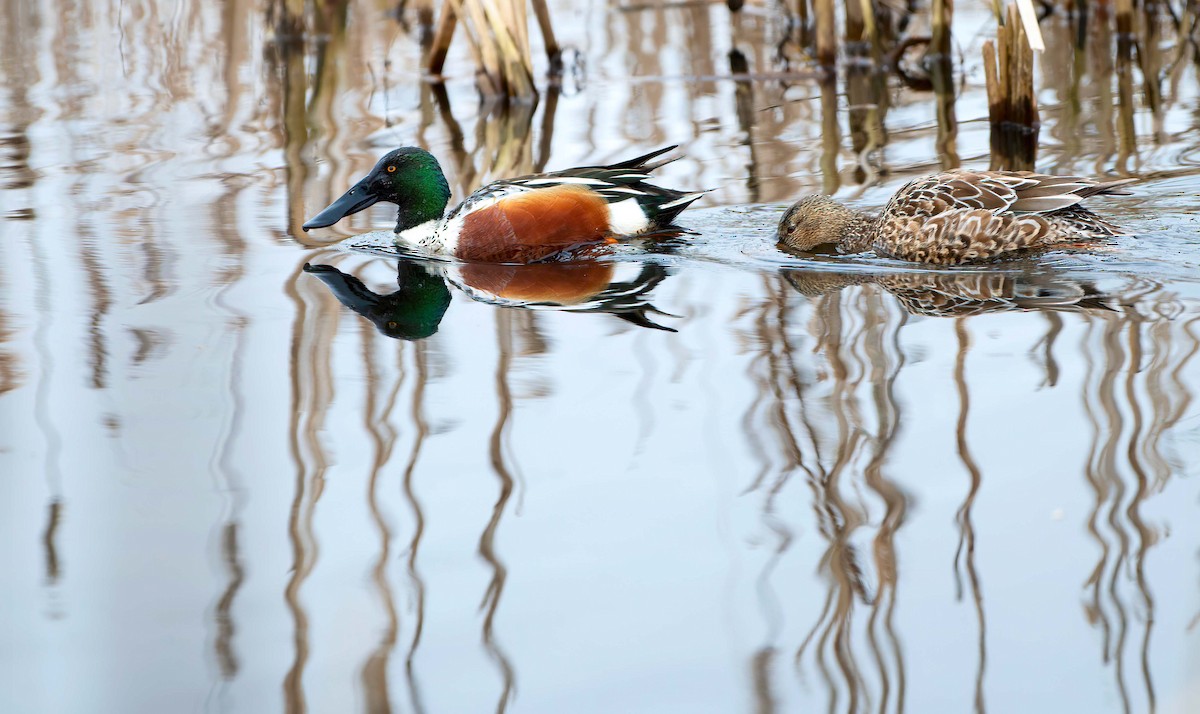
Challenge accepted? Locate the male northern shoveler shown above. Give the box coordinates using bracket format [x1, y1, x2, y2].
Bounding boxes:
[302, 146, 703, 263]
[304, 260, 677, 338]
[777, 170, 1137, 265]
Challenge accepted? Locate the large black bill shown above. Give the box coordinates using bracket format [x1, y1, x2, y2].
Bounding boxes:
[302, 181, 379, 231]
[302, 263, 381, 314]
[302, 262, 451, 341]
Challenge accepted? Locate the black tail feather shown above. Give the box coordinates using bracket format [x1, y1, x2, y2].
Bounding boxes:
[651, 191, 706, 227]
[610, 145, 678, 170]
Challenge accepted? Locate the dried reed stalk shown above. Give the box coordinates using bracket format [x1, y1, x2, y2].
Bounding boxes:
[841, 0, 881, 58]
[820, 75, 841, 193]
[427, 5, 459, 76]
[814, 0, 836, 66]
[844, 0, 864, 45]
[983, 3, 1040, 169]
[794, 0, 810, 50]
[529, 0, 560, 66]
[1115, 0, 1134, 37]
[930, 0, 952, 59]
[858, 0, 877, 52]
[1115, 14, 1137, 171]
[930, 55, 959, 168]
[1014, 0, 1044, 51]
[268, 0, 307, 40]
[411, 0, 436, 37]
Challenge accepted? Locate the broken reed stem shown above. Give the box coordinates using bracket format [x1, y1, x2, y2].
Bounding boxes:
[930, 0, 952, 58]
[267, 0, 307, 39]
[411, 0, 436, 37]
[795, 0, 810, 49]
[844, 0, 864, 44]
[428, 3, 459, 75]
[859, 0, 878, 52]
[1115, 28, 1137, 171]
[988, 0, 1002, 23]
[1115, 0, 1134, 37]
[930, 54, 959, 168]
[1011, 4, 1038, 132]
[841, 0, 880, 58]
[529, 0, 559, 61]
[982, 40, 1000, 112]
[984, 3, 1039, 169]
[1013, 0, 1044, 51]
[814, 0, 836, 67]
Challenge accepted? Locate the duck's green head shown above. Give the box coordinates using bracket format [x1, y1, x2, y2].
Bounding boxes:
[302, 147, 452, 233]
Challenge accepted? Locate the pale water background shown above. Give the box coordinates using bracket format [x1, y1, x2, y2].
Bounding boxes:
[3, 1, 1200, 712]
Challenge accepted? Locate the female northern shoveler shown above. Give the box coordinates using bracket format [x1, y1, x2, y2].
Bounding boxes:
[302, 146, 703, 264]
[783, 269, 1112, 318]
[777, 170, 1136, 265]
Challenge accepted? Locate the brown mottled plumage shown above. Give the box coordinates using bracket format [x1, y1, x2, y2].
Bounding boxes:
[783, 269, 1115, 318]
[778, 171, 1136, 265]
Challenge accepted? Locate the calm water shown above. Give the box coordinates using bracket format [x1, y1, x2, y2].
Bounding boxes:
[4, 1, 1200, 712]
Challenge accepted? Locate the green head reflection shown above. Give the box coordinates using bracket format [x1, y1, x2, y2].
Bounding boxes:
[304, 261, 452, 341]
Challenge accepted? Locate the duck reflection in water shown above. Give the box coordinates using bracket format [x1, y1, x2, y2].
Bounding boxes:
[305, 258, 679, 339]
[783, 267, 1118, 318]
[304, 261, 452, 340]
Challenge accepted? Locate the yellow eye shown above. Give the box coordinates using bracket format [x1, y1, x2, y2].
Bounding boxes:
[386, 165, 396, 173]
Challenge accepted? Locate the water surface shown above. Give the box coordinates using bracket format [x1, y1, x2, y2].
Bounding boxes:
[3, 1, 1200, 712]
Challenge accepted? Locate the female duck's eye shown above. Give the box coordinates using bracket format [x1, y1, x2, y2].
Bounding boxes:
[386, 165, 397, 173]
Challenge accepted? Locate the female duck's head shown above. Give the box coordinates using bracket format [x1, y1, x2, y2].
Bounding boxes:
[302, 147, 452, 233]
[776, 194, 864, 252]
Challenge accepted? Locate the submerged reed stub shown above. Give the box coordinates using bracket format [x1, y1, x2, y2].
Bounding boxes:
[983, 4, 1040, 171]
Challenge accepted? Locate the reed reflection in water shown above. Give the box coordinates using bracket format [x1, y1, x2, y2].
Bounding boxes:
[4, 0, 1200, 712]
[730, 271, 1200, 713]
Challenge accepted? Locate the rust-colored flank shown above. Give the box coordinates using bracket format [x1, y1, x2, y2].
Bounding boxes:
[459, 263, 617, 305]
[455, 184, 612, 263]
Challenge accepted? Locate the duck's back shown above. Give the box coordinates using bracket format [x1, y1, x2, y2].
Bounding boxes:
[431, 147, 701, 263]
[872, 170, 1134, 264]
[442, 183, 614, 263]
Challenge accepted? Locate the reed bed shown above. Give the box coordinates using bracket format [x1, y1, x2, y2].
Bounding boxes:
[778, 0, 1175, 75]
[268, 0, 1193, 168]
[425, 0, 558, 101]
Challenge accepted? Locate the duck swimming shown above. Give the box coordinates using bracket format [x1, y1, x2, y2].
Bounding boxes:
[777, 170, 1136, 265]
[302, 146, 703, 264]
